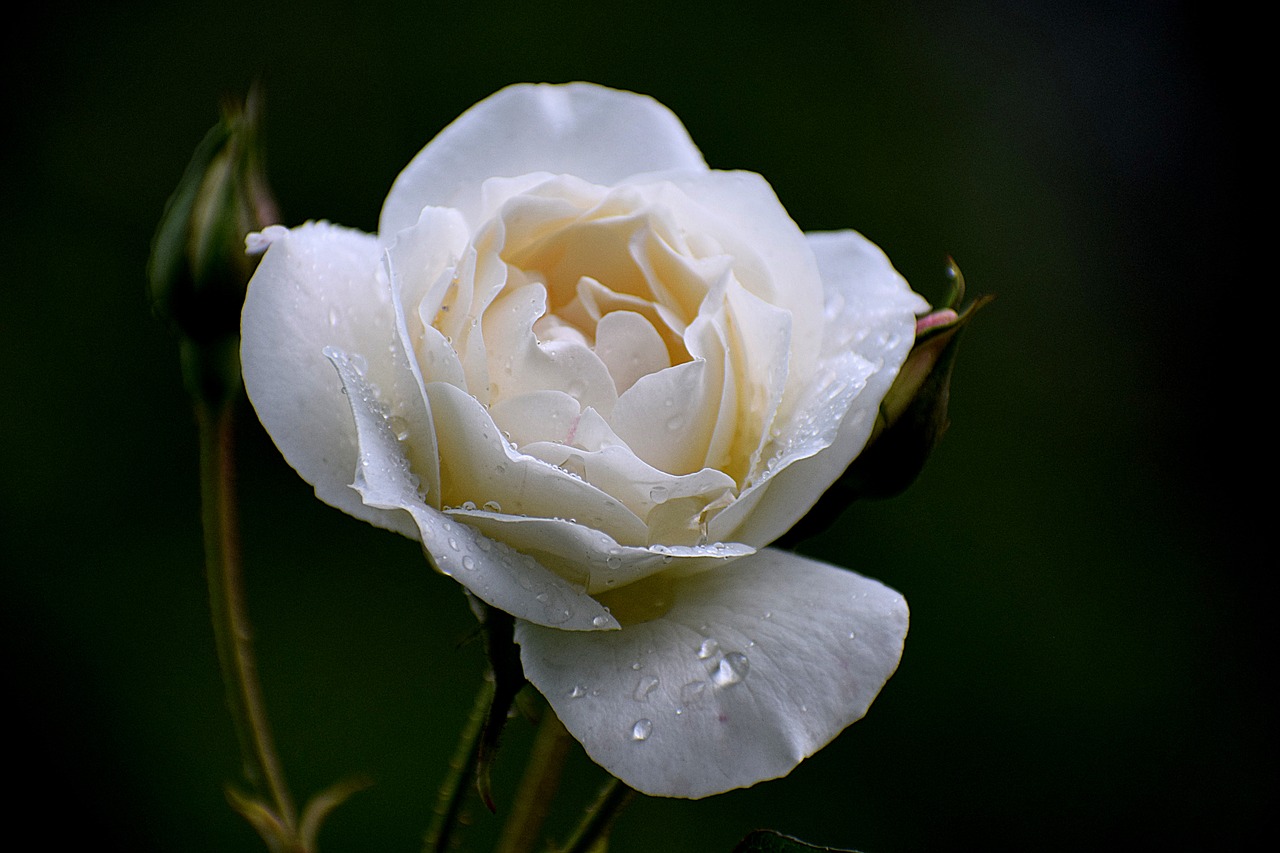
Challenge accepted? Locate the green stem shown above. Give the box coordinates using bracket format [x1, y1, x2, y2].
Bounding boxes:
[493, 705, 574, 853]
[199, 399, 299, 839]
[552, 778, 635, 853]
[425, 677, 494, 853]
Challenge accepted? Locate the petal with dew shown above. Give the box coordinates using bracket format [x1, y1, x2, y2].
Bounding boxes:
[516, 547, 908, 797]
[325, 345, 617, 631]
[241, 222, 418, 538]
[450, 509, 752, 595]
[425, 381, 649, 546]
[717, 231, 928, 547]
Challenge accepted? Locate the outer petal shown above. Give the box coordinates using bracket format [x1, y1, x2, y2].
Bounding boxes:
[325, 346, 618, 631]
[716, 231, 929, 547]
[380, 83, 708, 237]
[449, 509, 753, 595]
[241, 222, 417, 537]
[516, 548, 908, 798]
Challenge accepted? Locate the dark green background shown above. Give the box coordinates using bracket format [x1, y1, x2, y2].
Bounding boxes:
[5, 2, 1258, 851]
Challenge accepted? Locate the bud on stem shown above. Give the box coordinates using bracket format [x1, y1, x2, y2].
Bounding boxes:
[148, 86, 278, 406]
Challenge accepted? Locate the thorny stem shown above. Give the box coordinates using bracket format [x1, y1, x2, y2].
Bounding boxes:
[493, 705, 574, 853]
[199, 399, 300, 842]
[552, 777, 636, 853]
[425, 677, 494, 853]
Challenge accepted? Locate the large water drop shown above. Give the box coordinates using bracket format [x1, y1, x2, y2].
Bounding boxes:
[712, 652, 750, 687]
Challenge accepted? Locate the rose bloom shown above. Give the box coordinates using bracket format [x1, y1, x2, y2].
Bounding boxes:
[241, 83, 929, 798]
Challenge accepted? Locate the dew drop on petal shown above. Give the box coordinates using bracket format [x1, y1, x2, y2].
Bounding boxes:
[631, 719, 653, 741]
[328, 307, 340, 328]
[696, 638, 719, 660]
[482, 500, 503, 513]
[569, 685, 586, 698]
[461, 556, 475, 571]
[634, 675, 660, 701]
[460, 500, 477, 511]
[679, 680, 707, 705]
[592, 614, 611, 628]
[712, 652, 750, 687]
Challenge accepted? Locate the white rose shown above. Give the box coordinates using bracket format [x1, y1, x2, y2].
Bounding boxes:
[241, 83, 929, 798]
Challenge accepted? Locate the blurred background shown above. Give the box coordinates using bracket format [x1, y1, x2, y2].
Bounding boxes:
[4, 1, 1258, 851]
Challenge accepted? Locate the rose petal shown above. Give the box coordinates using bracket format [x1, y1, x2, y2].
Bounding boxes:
[515, 547, 908, 797]
[384, 207, 473, 506]
[716, 231, 928, 547]
[450, 510, 752, 595]
[483, 282, 618, 416]
[594, 310, 671, 395]
[380, 83, 708, 237]
[625, 170, 826, 410]
[324, 345, 618, 631]
[610, 358, 718, 476]
[241, 222, 418, 537]
[518, 438, 738, 545]
[425, 380, 650, 546]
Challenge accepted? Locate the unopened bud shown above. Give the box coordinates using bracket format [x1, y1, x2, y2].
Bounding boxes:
[148, 86, 278, 404]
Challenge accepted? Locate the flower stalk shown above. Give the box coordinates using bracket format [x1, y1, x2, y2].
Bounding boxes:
[424, 677, 493, 853]
[493, 706, 575, 853]
[198, 397, 301, 846]
[552, 777, 636, 853]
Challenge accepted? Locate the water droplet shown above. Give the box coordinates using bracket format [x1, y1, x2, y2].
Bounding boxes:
[482, 500, 503, 513]
[476, 538, 492, 552]
[649, 485, 669, 504]
[462, 556, 476, 571]
[327, 307, 340, 327]
[630, 661, 642, 671]
[350, 353, 368, 375]
[592, 614, 611, 628]
[666, 414, 685, 431]
[712, 652, 750, 687]
[388, 416, 410, 441]
[606, 555, 622, 570]
[569, 685, 586, 698]
[679, 681, 707, 705]
[696, 638, 719, 660]
[634, 675, 659, 701]
[631, 719, 652, 741]
[448, 538, 460, 550]
[460, 500, 477, 511]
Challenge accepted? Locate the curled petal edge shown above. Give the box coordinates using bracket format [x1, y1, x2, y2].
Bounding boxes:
[325, 345, 618, 632]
